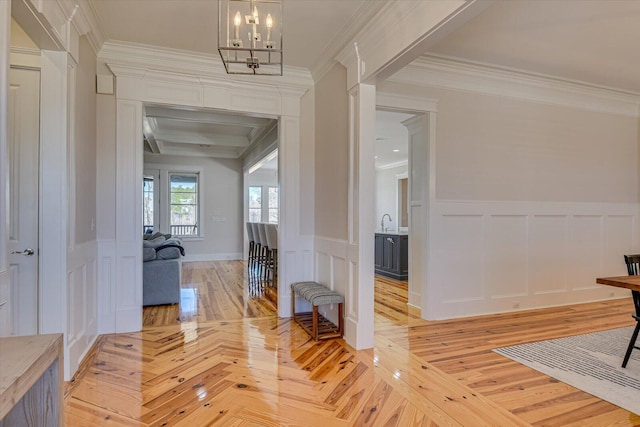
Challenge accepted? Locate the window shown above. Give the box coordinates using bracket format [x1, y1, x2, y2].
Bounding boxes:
[170, 173, 199, 236]
[248, 186, 262, 222]
[143, 176, 154, 233]
[268, 186, 278, 223]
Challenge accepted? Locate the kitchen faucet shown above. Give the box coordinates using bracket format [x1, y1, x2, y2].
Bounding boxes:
[381, 213, 392, 231]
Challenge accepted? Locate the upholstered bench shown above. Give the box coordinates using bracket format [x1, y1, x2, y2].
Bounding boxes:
[291, 281, 344, 341]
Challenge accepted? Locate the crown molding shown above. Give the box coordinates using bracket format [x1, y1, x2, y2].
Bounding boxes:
[58, 0, 105, 54]
[377, 160, 408, 171]
[389, 54, 640, 117]
[75, 0, 105, 54]
[376, 92, 438, 113]
[310, 0, 388, 83]
[99, 41, 313, 91]
[336, 0, 416, 70]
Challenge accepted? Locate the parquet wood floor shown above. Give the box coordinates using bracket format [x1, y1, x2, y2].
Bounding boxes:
[65, 261, 640, 426]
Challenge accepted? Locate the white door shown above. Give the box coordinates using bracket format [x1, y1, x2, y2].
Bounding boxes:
[7, 67, 40, 336]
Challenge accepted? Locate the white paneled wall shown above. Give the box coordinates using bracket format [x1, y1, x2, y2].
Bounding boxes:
[426, 200, 638, 320]
[67, 241, 98, 379]
[314, 237, 348, 326]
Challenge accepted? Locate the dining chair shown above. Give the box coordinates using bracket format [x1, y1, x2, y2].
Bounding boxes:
[257, 223, 269, 282]
[265, 223, 278, 286]
[246, 222, 255, 268]
[250, 222, 262, 286]
[622, 254, 640, 368]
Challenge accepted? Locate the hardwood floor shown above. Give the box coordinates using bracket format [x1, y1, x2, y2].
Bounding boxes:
[142, 261, 276, 327]
[65, 261, 640, 426]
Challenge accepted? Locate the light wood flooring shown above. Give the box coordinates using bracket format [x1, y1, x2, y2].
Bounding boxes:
[64, 261, 640, 426]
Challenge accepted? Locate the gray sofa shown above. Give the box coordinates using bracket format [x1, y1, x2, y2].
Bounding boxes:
[142, 233, 185, 306]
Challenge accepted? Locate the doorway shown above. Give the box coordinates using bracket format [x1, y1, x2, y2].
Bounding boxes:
[245, 149, 279, 305]
[139, 104, 280, 323]
[7, 66, 40, 336]
[373, 109, 413, 327]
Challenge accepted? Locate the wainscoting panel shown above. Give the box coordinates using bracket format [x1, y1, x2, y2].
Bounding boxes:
[530, 216, 568, 295]
[438, 215, 484, 303]
[486, 215, 529, 299]
[428, 201, 638, 320]
[97, 239, 116, 334]
[605, 215, 636, 275]
[66, 241, 98, 380]
[280, 242, 314, 318]
[569, 216, 603, 291]
[314, 237, 349, 329]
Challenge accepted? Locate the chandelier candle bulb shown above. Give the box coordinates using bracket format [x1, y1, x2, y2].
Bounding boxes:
[266, 13, 272, 42]
[234, 11, 241, 39]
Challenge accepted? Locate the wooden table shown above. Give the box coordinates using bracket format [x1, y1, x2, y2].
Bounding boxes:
[596, 275, 640, 292]
[596, 275, 640, 367]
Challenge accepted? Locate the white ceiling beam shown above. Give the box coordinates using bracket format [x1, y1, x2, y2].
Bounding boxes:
[145, 106, 275, 128]
[159, 145, 240, 159]
[155, 132, 250, 148]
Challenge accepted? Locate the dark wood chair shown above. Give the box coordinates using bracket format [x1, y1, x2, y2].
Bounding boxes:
[622, 254, 640, 367]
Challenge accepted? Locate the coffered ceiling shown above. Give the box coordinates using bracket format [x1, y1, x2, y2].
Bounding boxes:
[143, 106, 277, 159]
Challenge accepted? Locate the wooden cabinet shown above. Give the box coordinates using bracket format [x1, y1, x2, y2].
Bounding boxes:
[374, 233, 408, 280]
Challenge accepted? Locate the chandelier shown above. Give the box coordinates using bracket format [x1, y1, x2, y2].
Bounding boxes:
[218, 0, 283, 76]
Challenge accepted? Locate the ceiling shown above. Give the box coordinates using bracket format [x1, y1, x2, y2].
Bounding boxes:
[375, 111, 413, 170]
[428, 0, 640, 94]
[93, 1, 640, 161]
[91, 0, 384, 72]
[143, 106, 277, 159]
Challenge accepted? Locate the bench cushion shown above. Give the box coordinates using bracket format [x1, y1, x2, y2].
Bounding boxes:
[291, 281, 344, 306]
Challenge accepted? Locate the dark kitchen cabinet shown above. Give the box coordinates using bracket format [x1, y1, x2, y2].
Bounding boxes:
[374, 233, 408, 280]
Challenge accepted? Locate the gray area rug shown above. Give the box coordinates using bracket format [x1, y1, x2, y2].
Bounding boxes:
[493, 326, 640, 415]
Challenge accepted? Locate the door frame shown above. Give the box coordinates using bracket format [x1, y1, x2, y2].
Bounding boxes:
[105, 61, 312, 333]
[8, 64, 41, 335]
[2, 14, 70, 338]
[375, 93, 437, 317]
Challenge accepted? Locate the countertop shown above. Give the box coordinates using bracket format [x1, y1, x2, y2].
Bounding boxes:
[375, 230, 408, 236]
[0, 333, 63, 420]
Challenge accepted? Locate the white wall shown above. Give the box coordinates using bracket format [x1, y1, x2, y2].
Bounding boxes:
[312, 63, 354, 338]
[376, 164, 407, 231]
[378, 78, 639, 319]
[145, 153, 244, 261]
[315, 64, 349, 240]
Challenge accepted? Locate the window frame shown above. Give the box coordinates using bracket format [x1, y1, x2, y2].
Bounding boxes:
[268, 185, 278, 224]
[169, 172, 200, 237]
[143, 164, 204, 240]
[248, 185, 262, 223]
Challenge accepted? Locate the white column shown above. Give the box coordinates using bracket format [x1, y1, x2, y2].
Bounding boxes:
[114, 99, 143, 332]
[346, 83, 376, 349]
[403, 115, 429, 309]
[39, 50, 69, 337]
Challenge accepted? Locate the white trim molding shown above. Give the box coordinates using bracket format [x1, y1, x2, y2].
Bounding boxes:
[0, 0, 11, 337]
[389, 54, 640, 117]
[376, 160, 408, 171]
[336, 0, 490, 88]
[100, 41, 314, 91]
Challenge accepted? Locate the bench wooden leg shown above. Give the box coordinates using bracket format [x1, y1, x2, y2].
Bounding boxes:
[312, 305, 319, 341]
[338, 303, 343, 337]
